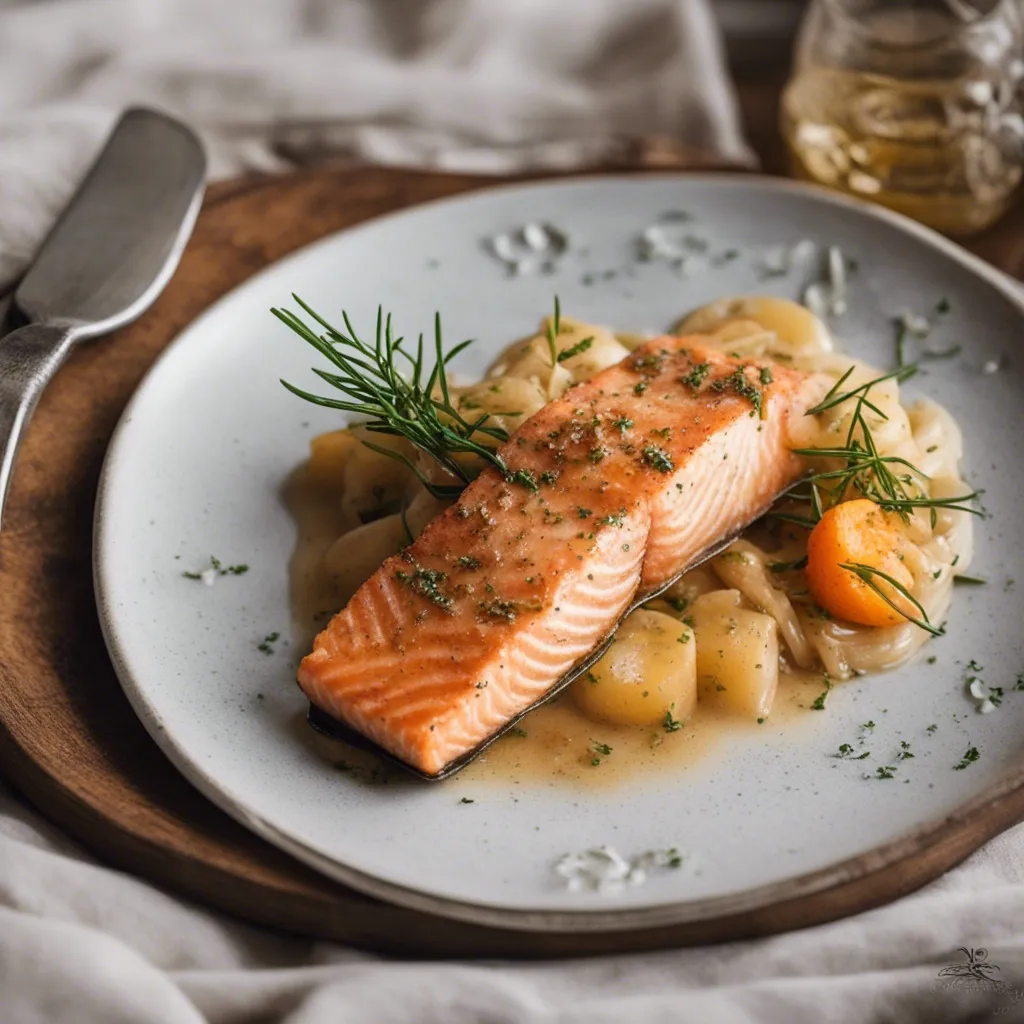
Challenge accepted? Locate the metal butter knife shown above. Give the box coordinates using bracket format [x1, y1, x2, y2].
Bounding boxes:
[0, 107, 206, 527]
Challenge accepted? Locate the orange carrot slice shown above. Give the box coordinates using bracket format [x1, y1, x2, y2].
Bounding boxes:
[805, 499, 915, 627]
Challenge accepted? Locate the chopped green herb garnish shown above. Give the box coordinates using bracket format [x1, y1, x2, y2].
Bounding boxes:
[641, 445, 674, 473]
[613, 416, 634, 433]
[954, 575, 986, 586]
[836, 743, 871, 759]
[875, 765, 897, 779]
[633, 380, 649, 395]
[599, 509, 627, 528]
[897, 740, 915, 760]
[545, 296, 562, 368]
[183, 555, 249, 581]
[459, 797, 474, 804]
[926, 723, 938, 734]
[759, 366, 773, 385]
[680, 362, 711, 390]
[663, 708, 683, 733]
[395, 562, 453, 610]
[712, 366, 766, 418]
[810, 674, 832, 711]
[455, 555, 481, 570]
[557, 335, 594, 362]
[257, 631, 280, 655]
[953, 745, 980, 770]
[478, 598, 518, 622]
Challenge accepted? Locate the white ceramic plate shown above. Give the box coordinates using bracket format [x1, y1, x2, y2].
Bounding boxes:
[96, 175, 1024, 931]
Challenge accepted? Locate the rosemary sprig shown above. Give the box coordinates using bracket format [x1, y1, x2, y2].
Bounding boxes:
[839, 562, 944, 636]
[797, 362, 979, 521]
[783, 361, 980, 634]
[275, 297, 511, 497]
[805, 363, 917, 419]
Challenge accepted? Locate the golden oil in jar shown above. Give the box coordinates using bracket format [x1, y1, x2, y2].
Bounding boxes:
[781, 1, 1024, 235]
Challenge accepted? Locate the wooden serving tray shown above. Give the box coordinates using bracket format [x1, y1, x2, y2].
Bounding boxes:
[2, 166, 1024, 958]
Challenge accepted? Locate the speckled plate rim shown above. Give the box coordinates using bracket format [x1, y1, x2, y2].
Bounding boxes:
[95, 172, 1024, 933]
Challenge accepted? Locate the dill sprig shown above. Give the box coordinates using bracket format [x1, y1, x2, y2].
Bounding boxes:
[794, 363, 980, 521]
[774, 361, 979, 635]
[839, 562, 944, 636]
[274, 297, 511, 497]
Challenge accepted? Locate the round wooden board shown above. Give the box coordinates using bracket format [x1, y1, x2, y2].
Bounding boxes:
[2, 165, 1024, 958]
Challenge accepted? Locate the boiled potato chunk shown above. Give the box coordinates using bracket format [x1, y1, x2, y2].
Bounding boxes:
[404, 489, 454, 538]
[538, 315, 630, 383]
[485, 316, 628, 396]
[323, 513, 408, 605]
[689, 590, 779, 719]
[572, 609, 696, 727]
[339, 428, 416, 521]
[307, 429, 358, 491]
[678, 296, 833, 359]
[485, 334, 573, 400]
[307, 426, 416, 521]
[451, 376, 549, 439]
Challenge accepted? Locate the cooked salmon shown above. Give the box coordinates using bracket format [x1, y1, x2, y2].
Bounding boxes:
[298, 336, 824, 776]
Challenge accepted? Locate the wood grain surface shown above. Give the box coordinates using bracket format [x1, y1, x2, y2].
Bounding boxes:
[2, 144, 1023, 956]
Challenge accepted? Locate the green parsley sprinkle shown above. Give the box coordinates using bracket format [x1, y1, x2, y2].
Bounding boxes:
[641, 445, 674, 473]
[953, 745, 980, 770]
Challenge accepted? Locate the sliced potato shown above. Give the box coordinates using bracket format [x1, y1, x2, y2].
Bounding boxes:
[404, 490, 454, 538]
[307, 429, 359, 491]
[451, 376, 548, 439]
[654, 566, 721, 614]
[678, 296, 833, 360]
[539, 316, 630, 383]
[486, 316, 628, 396]
[485, 334, 573, 400]
[323, 513, 408, 606]
[572, 609, 696, 727]
[689, 590, 779, 718]
[710, 541, 815, 669]
[306, 426, 417, 521]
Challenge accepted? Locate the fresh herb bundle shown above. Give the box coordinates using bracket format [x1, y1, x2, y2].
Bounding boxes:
[275, 297, 512, 497]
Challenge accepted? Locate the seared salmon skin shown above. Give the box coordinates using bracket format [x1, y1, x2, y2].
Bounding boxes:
[298, 337, 823, 776]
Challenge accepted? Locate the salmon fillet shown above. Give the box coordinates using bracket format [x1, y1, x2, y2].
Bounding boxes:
[298, 336, 824, 776]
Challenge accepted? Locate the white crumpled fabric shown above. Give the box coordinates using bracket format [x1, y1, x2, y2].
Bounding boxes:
[0, 0, 752, 295]
[2, 2, 1023, 1022]
[3, 779, 1024, 1023]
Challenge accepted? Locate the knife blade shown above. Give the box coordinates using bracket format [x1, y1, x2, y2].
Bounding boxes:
[0, 107, 206, 528]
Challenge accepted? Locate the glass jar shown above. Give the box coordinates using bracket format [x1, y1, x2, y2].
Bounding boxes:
[781, 0, 1024, 235]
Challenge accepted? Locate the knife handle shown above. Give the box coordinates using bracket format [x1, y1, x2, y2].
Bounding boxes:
[0, 323, 76, 530]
